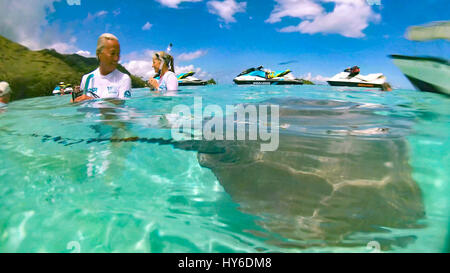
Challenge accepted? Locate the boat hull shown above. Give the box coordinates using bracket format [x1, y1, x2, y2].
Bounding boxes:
[179, 81, 208, 86]
[234, 79, 304, 85]
[390, 54, 450, 96]
[52, 90, 72, 95]
[327, 81, 383, 89]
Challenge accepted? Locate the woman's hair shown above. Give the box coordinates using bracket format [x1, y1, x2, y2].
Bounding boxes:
[96, 33, 119, 59]
[153, 51, 175, 73]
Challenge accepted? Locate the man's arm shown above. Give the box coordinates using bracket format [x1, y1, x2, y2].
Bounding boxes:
[119, 75, 132, 99]
[72, 94, 94, 103]
[71, 75, 94, 103]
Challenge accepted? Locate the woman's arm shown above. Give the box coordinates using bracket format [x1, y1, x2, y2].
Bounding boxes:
[148, 78, 159, 91]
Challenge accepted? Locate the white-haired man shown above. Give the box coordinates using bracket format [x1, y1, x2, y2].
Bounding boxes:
[0, 81, 12, 107]
[73, 33, 131, 102]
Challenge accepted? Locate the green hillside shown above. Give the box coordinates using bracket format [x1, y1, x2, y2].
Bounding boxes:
[0, 35, 146, 101]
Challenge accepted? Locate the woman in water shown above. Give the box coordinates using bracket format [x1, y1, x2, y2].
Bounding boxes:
[147, 51, 178, 93]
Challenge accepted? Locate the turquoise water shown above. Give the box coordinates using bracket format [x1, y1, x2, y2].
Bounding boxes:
[0, 84, 448, 253]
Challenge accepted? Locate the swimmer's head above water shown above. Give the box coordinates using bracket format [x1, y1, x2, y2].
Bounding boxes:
[152, 51, 175, 77]
[96, 33, 120, 76]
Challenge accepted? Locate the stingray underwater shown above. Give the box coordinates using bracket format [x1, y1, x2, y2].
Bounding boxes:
[25, 97, 425, 250]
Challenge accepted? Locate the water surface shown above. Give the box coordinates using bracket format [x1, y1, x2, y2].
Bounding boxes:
[0, 84, 448, 252]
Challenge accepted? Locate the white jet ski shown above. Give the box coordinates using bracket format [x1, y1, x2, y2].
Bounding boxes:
[177, 71, 208, 86]
[327, 66, 388, 90]
[52, 82, 71, 95]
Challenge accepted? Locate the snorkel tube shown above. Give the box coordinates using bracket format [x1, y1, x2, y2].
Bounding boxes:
[72, 73, 100, 100]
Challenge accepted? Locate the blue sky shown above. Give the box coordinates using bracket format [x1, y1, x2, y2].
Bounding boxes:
[0, 0, 449, 88]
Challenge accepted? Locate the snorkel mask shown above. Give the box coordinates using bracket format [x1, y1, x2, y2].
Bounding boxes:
[153, 43, 173, 78]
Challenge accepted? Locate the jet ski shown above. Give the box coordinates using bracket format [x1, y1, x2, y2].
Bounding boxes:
[177, 71, 208, 86]
[233, 66, 304, 85]
[64, 84, 73, 94]
[327, 66, 389, 90]
[390, 22, 450, 96]
[52, 86, 61, 95]
[52, 82, 72, 95]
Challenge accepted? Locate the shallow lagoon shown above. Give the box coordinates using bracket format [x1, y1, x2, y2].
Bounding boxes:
[0, 84, 448, 252]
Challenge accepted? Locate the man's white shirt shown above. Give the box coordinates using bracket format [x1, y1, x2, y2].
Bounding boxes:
[80, 68, 132, 99]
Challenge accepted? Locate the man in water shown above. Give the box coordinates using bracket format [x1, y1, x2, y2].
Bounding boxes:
[72, 33, 131, 103]
[0, 81, 12, 108]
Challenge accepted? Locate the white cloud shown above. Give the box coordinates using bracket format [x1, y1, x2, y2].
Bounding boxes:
[48, 42, 78, 53]
[122, 50, 155, 63]
[123, 60, 156, 80]
[75, 50, 92, 57]
[95, 10, 108, 17]
[84, 10, 108, 23]
[366, 0, 381, 6]
[122, 49, 158, 79]
[155, 0, 203, 8]
[46, 40, 92, 57]
[266, 0, 381, 38]
[302, 72, 330, 82]
[113, 8, 121, 16]
[266, 0, 323, 24]
[66, 0, 80, 5]
[0, 0, 59, 49]
[207, 0, 247, 23]
[0, 0, 91, 57]
[142, 22, 153, 31]
[177, 50, 207, 61]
